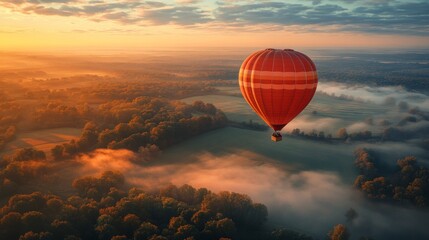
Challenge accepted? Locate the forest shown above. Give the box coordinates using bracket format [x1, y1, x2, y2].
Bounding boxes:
[0, 78, 285, 240]
[0, 78, 229, 201]
[0, 79, 223, 149]
[2, 149, 349, 240]
[0, 171, 272, 240]
[0, 75, 358, 240]
[47, 98, 227, 158]
[353, 148, 429, 207]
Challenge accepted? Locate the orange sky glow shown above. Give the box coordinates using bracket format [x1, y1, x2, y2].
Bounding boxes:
[0, 0, 428, 52]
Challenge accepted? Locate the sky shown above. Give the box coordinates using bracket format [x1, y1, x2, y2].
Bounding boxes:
[0, 0, 428, 51]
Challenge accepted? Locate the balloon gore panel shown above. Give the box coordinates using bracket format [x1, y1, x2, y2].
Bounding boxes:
[238, 49, 318, 131]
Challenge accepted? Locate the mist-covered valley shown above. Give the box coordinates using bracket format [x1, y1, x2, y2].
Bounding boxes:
[0, 49, 428, 240]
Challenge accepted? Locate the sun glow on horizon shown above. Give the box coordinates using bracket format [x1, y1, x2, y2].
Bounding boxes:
[0, 0, 428, 52]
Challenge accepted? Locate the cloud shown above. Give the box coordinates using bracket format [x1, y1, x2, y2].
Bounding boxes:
[22, 5, 76, 16]
[317, 82, 429, 110]
[285, 115, 342, 134]
[306, 81, 429, 136]
[356, 141, 428, 164]
[214, 1, 429, 35]
[75, 148, 429, 239]
[2, 0, 78, 4]
[0, 0, 428, 35]
[77, 149, 351, 235]
[176, 0, 200, 4]
[2, 0, 210, 26]
[345, 122, 371, 132]
[141, 6, 211, 25]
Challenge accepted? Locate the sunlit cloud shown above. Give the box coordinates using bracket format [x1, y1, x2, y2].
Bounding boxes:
[0, 0, 428, 35]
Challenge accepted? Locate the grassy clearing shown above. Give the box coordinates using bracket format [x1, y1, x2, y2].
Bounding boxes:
[184, 87, 386, 123]
[2, 128, 81, 155]
[157, 126, 357, 181]
[182, 86, 398, 136]
[181, 94, 262, 123]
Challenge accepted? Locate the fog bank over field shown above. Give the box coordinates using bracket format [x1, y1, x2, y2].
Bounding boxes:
[317, 82, 429, 110]
[197, 83, 429, 141]
[77, 148, 429, 240]
[285, 115, 342, 134]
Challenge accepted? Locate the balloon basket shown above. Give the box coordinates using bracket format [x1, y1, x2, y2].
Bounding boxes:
[271, 132, 282, 142]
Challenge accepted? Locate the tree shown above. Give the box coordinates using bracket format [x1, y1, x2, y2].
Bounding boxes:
[133, 222, 158, 240]
[191, 210, 212, 229]
[318, 131, 325, 140]
[328, 224, 349, 240]
[345, 208, 358, 223]
[18, 231, 54, 240]
[122, 214, 140, 236]
[361, 177, 389, 199]
[95, 223, 117, 240]
[0, 212, 22, 239]
[137, 144, 160, 162]
[201, 191, 267, 229]
[1, 181, 272, 240]
[337, 128, 348, 140]
[168, 216, 187, 230]
[214, 218, 236, 238]
[50, 220, 74, 239]
[291, 128, 301, 136]
[46, 198, 63, 213]
[76, 121, 99, 152]
[174, 224, 198, 240]
[63, 140, 78, 156]
[13, 148, 46, 161]
[51, 145, 65, 161]
[354, 148, 377, 176]
[72, 171, 124, 199]
[8, 192, 47, 213]
[397, 156, 417, 169]
[21, 211, 46, 232]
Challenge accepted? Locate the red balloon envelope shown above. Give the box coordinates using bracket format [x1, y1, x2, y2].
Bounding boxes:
[238, 48, 318, 141]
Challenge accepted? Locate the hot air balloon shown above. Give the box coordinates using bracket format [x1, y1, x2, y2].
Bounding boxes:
[238, 48, 318, 142]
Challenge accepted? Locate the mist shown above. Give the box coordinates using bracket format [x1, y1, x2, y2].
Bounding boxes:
[1, 50, 428, 239]
[317, 82, 428, 110]
[285, 115, 341, 134]
[281, 81, 429, 137]
[76, 148, 429, 240]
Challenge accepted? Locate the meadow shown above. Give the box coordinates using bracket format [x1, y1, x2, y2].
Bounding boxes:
[178, 85, 429, 240]
[3, 128, 81, 156]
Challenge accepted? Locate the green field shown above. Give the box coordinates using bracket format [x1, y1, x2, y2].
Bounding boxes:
[150, 126, 428, 239]
[182, 86, 405, 135]
[158, 126, 356, 180]
[176, 87, 429, 239]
